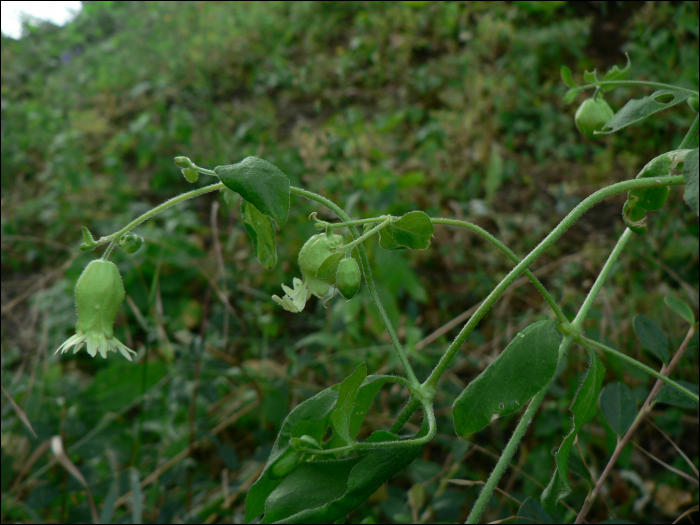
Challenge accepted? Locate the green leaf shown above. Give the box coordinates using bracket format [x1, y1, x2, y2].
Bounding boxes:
[664, 295, 695, 324]
[560, 65, 577, 88]
[453, 320, 561, 438]
[325, 375, 400, 451]
[583, 69, 598, 83]
[385, 211, 434, 250]
[241, 200, 277, 269]
[245, 387, 339, 523]
[682, 148, 699, 215]
[633, 315, 669, 365]
[517, 497, 553, 524]
[378, 227, 402, 250]
[654, 381, 699, 409]
[349, 376, 397, 439]
[316, 252, 344, 280]
[81, 226, 97, 246]
[262, 433, 423, 523]
[542, 351, 604, 513]
[215, 157, 290, 227]
[330, 363, 367, 445]
[599, 89, 693, 134]
[602, 53, 631, 90]
[563, 87, 582, 104]
[599, 382, 637, 436]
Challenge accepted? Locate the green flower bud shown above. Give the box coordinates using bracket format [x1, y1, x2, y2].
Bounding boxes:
[55, 260, 136, 360]
[298, 233, 344, 298]
[174, 156, 192, 168]
[574, 97, 614, 139]
[688, 94, 699, 113]
[182, 167, 198, 183]
[119, 232, 143, 254]
[336, 257, 361, 299]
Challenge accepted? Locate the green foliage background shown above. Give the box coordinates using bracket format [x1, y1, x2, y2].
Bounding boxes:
[1, 1, 698, 523]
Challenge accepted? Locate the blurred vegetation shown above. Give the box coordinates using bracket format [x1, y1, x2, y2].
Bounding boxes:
[1, 1, 698, 523]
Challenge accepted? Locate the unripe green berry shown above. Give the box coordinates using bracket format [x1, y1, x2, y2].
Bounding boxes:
[174, 156, 192, 168]
[688, 95, 699, 113]
[119, 232, 143, 253]
[574, 97, 614, 139]
[336, 257, 361, 299]
[298, 233, 344, 297]
[75, 260, 125, 340]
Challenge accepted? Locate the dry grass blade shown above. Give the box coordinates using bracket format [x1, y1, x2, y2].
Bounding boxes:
[1, 385, 37, 438]
[51, 436, 99, 524]
[630, 440, 699, 485]
[648, 419, 699, 478]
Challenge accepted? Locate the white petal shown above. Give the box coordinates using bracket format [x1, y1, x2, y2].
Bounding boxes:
[112, 337, 136, 361]
[86, 333, 98, 357]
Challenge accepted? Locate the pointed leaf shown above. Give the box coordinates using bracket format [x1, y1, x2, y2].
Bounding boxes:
[242, 200, 278, 269]
[583, 69, 598, 83]
[654, 381, 699, 409]
[682, 148, 699, 215]
[599, 90, 693, 134]
[378, 227, 402, 250]
[602, 54, 631, 90]
[386, 211, 434, 250]
[633, 314, 669, 364]
[542, 351, 605, 513]
[564, 87, 582, 104]
[330, 363, 367, 445]
[245, 388, 338, 523]
[453, 321, 561, 438]
[349, 375, 397, 439]
[599, 382, 637, 436]
[560, 66, 577, 88]
[215, 157, 290, 227]
[664, 295, 695, 324]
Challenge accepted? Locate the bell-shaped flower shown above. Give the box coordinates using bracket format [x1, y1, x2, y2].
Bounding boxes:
[55, 260, 136, 361]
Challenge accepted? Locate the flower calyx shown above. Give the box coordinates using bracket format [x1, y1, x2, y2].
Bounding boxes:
[574, 97, 614, 139]
[55, 260, 136, 361]
[273, 233, 364, 313]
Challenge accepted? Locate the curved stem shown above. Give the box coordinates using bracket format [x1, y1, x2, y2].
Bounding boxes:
[679, 113, 699, 149]
[423, 175, 683, 393]
[572, 228, 632, 330]
[430, 218, 567, 324]
[582, 337, 698, 402]
[101, 182, 225, 261]
[580, 80, 698, 94]
[290, 186, 420, 388]
[339, 217, 393, 252]
[296, 392, 436, 456]
[324, 216, 390, 230]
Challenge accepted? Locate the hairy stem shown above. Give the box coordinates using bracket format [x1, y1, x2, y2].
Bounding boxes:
[580, 80, 698, 94]
[430, 218, 567, 324]
[102, 182, 225, 260]
[572, 228, 633, 329]
[423, 175, 683, 393]
[581, 337, 698, 402]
